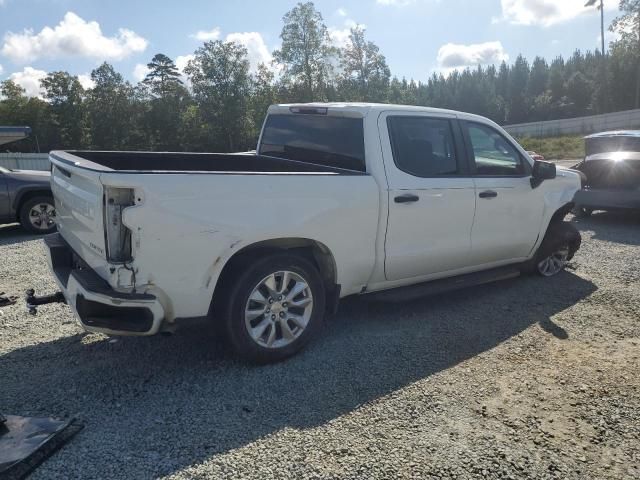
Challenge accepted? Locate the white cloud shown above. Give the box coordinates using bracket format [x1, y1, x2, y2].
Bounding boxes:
[376, 0, 415, 5]
[436, 41, 509, 74]
[178, 31, 276, 80]
[497, 0, 616, 27]
[329, 19, 364, 48]
[191, 27, 221, 42]
[0, 64, 3, 75]
[329, 27, 352, 48]
[175, 54, 195, 84]
[9, 67, 46, 98]
[336, 7, 348, 17]
[1, 11, 148, 64]
[133, 63, 150, 82]
[175, 54, 195, 75]
[77, 74, 95, 90]
[225, 32, 274, 72]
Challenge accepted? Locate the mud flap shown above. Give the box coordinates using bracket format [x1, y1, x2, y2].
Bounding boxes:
[0, 415, 83, 479]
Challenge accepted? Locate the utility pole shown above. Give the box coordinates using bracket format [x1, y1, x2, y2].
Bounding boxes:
[586, 0, 607, 112]
[585, 0, 605, 55]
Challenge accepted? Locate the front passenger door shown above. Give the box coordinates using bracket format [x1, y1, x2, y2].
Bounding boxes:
[462, 121, 545, 266]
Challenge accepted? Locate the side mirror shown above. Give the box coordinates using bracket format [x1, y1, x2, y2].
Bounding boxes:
[531, 160, 556, 188]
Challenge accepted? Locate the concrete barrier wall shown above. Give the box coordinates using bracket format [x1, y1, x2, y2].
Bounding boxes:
[504, 109, 640, 138]
[0, 153, 50, 171]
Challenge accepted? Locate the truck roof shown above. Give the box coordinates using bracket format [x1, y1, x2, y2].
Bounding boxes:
[269, 102, 493, 124]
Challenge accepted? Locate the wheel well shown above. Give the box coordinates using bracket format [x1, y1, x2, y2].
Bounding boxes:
[15, 190, 53, 220]
[538, 201, 575, 246]
[550, 202, 575, 224]
[211, 238, 338, 317]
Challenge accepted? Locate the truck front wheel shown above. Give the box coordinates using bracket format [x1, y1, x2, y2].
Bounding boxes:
[532, 222, 581, 277]
[222, 253, 325, 363]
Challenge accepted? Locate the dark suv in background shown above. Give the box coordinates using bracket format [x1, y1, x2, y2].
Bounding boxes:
[0, 165, 56, 234]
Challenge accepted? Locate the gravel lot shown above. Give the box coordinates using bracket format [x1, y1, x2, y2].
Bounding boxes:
[1, 212, 639, 480]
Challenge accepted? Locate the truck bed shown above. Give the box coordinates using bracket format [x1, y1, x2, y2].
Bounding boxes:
[50, 151, 364, 175]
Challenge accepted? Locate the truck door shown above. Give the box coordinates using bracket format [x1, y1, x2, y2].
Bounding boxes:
[460, 120, 545, 265]
[379, 112, 476, 281]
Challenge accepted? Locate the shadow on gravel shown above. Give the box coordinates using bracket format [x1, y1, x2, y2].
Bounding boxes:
[571, 210, 640, 245]
[0, 223, 41, 246]
[0, 271, 596, 477]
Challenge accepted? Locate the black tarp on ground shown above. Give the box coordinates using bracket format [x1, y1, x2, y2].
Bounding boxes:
[0, 415, 83, 479]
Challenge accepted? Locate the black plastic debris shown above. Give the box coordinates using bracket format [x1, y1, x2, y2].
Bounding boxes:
[0, 292, 17, 308]
[0, 415, 83, 479]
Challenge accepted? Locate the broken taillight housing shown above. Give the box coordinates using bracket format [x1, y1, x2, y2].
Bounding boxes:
[104, 187, 135, 263]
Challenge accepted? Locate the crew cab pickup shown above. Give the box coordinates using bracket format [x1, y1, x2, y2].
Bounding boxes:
[41, 103, 582, 362]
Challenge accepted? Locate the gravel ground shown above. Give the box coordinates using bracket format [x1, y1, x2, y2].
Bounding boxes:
[1, 212, 639, 480]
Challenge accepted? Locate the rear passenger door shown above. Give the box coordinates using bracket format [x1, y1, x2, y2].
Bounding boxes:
[461, 121, 545, 265]
[379, 112, 476, 281]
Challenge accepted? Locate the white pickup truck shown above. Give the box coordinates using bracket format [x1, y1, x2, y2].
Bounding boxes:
[38, 103, 581, 362]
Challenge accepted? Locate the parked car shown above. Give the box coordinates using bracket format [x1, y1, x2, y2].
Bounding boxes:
[39, 103, 582, 363]
[0, 166, 56, 234]
[527, 151, 545, 161]
[572, 130, 640, 216]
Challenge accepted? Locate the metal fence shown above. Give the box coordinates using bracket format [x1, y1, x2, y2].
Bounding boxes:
[0, 153, 50, 171]
[504, 109, 640, 138]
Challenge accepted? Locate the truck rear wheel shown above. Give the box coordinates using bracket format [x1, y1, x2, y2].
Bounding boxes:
[222, 253, 325, 363]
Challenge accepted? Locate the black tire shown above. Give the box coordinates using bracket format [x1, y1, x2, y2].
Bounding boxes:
[524, 221, 581, 277]
[221, 253, 325, 364]
[19, 196, 57, 234]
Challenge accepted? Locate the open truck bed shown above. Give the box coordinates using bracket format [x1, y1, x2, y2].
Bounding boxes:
[50, 151, 364, 175]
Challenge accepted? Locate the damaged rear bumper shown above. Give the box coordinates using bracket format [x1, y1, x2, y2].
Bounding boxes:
[43, 233, 165, 336]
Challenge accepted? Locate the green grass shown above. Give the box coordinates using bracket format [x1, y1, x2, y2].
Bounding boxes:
[515, 135, 585, 160]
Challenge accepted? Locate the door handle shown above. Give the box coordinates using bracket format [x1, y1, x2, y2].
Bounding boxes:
[394, 194, 420, 204]
[479, 190, 498, 199]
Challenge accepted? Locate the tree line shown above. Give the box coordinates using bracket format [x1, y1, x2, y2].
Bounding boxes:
[0, 1, 638, 153]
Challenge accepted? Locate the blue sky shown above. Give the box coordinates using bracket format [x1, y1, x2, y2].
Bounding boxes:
[0, 0, 621, 96]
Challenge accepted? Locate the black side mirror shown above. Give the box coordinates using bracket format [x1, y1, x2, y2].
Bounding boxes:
[531, 160, 556, 188]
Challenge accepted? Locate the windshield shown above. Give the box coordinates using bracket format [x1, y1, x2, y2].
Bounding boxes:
[259, 114, 366, 172]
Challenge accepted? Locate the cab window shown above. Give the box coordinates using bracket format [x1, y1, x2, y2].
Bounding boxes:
[387, 116, 460, 177]
[465, 122, 529, 176]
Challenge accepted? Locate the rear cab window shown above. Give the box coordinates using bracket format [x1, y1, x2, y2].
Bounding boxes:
[259, 113, 366, 172]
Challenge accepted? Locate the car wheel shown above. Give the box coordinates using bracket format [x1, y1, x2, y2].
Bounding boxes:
[534, 222, 581, 277]
[19, 196, 57, 234]
[536, 245, 570, 277]
[222, 253, 325, 363]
